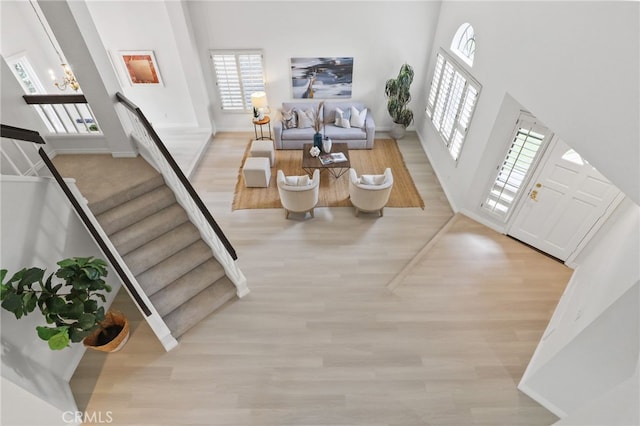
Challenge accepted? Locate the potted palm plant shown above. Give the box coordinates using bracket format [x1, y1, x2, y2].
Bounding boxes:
[385, 63, 414, 139]
[0, 256, 129, 352]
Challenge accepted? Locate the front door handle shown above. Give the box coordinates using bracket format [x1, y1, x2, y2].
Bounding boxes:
[529, 183, 542, 202]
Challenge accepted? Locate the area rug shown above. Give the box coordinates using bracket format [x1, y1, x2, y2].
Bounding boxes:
[232, 139, 425, 210]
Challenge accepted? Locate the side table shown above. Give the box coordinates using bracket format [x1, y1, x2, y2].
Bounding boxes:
[253, 116, 272, 140]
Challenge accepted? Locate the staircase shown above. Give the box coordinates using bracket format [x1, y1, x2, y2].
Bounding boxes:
[4, 106, 244, 348]
[87, 169, 237, 339]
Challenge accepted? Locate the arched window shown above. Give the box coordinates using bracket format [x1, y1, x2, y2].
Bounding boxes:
[451, 23, 475, 66]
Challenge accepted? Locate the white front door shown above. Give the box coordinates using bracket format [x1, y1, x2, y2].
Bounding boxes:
[508, 137, 622, 261]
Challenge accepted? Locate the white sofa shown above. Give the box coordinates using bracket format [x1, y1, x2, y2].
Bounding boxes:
[273, 101, 375, 150]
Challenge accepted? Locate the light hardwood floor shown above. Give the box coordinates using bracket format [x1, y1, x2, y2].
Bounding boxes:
[70, 132, 572, 425]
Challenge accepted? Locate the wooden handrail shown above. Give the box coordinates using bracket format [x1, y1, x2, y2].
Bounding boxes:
[1, 124, 45, 144]
[23, 94, 88, 104]
[115, 92, 238, 261]
[1, 123, 152, 317]
[38, 149, 152, 316]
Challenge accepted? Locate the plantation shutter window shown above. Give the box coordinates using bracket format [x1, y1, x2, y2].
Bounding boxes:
[210, 51, 265, 111]
[426, 50, 480, 161]
[482, 115, 552, 220]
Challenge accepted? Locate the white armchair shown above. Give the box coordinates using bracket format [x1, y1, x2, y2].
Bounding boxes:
[276, 169, 320, 219]
[348, 168, 394, 217]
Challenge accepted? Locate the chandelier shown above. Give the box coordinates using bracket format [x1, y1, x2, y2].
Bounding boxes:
[50, 64, 80, 91]
[29, 0, 80, 91]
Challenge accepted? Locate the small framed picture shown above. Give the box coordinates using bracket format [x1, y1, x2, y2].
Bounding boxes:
[118, 50, 163, 86]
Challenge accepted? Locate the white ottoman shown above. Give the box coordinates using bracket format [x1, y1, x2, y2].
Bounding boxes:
[242, 157, 271, 187]
[250, 139, 275, 166]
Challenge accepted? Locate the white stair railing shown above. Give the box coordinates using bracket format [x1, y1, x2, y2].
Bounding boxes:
[116, 93, 249, 298]
[23, 94, 102, 134]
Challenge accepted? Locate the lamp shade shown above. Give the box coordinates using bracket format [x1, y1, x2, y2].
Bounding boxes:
[251, 91, 268, 109]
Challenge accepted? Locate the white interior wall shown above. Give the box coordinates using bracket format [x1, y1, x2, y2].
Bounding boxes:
[418, 1, 640, 212]
[0, 1, 68, 96]
[0, 176, 120, 425]
[2, 1, 443, 136]
[529, 199, 640, 370]
[186, 1, 441, 132]
[521, 281, 639, 418]
[164, 1, 214, 131]
[518, 199, 640, 418]
[85, 1, 200, 130]
[553, 362, 639, 426]
[39, 0, 136, 156]
[1, 376, 78, 426]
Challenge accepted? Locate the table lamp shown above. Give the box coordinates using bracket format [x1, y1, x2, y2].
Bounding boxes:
[251, 91, 269, 121]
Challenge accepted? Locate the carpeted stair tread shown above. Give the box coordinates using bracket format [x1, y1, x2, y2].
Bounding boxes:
[51, 154, 240, 347]
[96, 185, 176, 235]
[90, 174, 165, 216]
[109, 203, 189, 256]
[135, 240, 214, 295]
[162, 276, 237, 339]
[149, 258, 227, 317]
[124, 222, 202, 276]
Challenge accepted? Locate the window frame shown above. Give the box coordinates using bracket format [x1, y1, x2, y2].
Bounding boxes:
[451, 23, 476, 67]
[426, 49, 481, 162]
[481, 113, 553, 221]
[6, 53, 47, 95]
[209, 50, 266, 113]
[5, 53, 61, 132]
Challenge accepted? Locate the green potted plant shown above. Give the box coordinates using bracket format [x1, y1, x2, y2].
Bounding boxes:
[0, 256, 128, 351]
[252, 106, 263, 121]
[384, 63, 415, 139]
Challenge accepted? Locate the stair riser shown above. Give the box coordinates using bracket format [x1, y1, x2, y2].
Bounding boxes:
[91, 174, 165, 216]
[162, 276, 237, 338]
[97, 187, 176, 235]
[136, 240, 214, 295]
[110, 204, 189, 256]
[150, 259, 226, 317]
[124, 223, 202, 276]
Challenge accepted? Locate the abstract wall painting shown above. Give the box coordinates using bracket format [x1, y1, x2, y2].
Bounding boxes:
[290, 57, 353, 99]
[118, 51, 163, 86]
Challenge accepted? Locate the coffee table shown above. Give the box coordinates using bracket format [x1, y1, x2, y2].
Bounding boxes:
[302, 143, 351, 179]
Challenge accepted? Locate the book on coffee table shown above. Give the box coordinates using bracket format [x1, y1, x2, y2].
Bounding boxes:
[319, 152, 348, 165]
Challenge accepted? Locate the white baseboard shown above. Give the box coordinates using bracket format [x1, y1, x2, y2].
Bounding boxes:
[112, 151, 139, 158]
[518, 382, 568, 419]
[51, 148, 112, 155]
[459, 208, 507, 234]
[414, 129, 459, 213]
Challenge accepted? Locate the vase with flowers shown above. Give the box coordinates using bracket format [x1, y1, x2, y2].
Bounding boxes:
[312, 102, 324, 151]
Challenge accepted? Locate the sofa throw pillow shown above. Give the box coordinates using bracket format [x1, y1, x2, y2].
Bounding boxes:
[360, 174, 386, 185]
[350, 106, 367, 128]
[334, 107, 351, 129]
[297, 109, 315, 129]
[281, 108, 298, 129]
[284, 175, 310, 186]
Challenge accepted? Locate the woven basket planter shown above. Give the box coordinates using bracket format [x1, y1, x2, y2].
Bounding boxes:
[83, 310, 130, 353]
